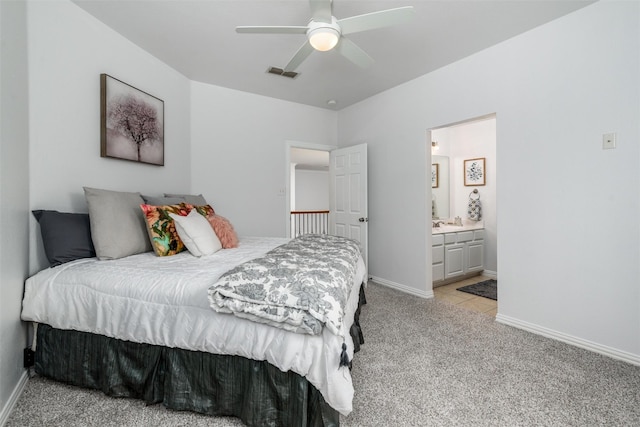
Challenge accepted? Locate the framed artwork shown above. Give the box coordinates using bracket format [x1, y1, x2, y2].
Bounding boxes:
[464, 157, 485, 186]
[431, 163, 439, 188]
[100, 74, 164, 166]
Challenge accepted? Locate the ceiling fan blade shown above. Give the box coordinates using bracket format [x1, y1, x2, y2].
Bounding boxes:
[284, 41, 315, 72]
[335, 37, 374, 69]
[309, 0, 332, 23]
[338, 6, 415, 35]
[236, 26, 308, 35]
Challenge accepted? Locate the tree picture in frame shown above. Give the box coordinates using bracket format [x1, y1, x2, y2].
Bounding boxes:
[464, 157, 486, 186]
[100, 74, 164, 166]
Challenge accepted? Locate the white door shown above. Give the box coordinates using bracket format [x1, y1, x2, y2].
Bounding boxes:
[329, 144, 368, 267]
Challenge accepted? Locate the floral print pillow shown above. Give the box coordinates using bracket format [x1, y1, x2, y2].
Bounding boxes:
[189, 204, 215, 218]
[140, 203, 191, 256]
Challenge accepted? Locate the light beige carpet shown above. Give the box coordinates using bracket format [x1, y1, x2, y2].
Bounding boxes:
[7, 282, 640, 426]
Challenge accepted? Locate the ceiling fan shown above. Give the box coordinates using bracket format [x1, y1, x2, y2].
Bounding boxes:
[236, 0, 415, 72]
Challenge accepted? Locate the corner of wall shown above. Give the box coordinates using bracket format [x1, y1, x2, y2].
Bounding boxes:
[0, 0, 32, 421]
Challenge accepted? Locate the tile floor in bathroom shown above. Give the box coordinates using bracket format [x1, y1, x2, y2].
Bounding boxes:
[433, 275, 497, 317]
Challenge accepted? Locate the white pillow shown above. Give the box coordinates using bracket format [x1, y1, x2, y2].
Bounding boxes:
[169, 210, 222, 256]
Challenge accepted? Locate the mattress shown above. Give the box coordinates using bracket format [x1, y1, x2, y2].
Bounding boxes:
[22, 236, 367, 415]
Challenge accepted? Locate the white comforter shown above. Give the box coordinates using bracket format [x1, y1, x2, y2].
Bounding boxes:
[21, 236, 367, 416]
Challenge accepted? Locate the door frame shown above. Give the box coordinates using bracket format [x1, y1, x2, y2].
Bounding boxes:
[284, 140, 337, 237]
[427, 113, 497, 292]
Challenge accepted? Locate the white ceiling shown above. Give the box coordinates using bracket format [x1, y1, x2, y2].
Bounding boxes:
[72, 0, 594, 110]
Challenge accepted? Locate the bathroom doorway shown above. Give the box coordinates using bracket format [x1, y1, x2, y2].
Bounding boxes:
[429, 114, 497, 316]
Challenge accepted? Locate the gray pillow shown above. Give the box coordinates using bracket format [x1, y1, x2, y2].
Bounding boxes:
[141, 195, 186, 205]
[84, 187, 152, 260]
[164, 193, 207, 206]
[32, 210, 96, 267]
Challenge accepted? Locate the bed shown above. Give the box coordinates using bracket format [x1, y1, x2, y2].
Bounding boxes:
[22, 189, 367, 426]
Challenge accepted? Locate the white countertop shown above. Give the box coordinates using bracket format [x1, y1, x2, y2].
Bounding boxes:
[432, 219, 484, 234]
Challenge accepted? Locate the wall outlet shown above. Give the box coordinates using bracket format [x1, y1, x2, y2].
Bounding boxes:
[602, 132, 616, 149]
[23, 348, 35, 367]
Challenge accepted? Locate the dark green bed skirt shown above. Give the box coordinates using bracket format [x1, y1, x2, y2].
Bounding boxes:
[34, 285, 366, 427]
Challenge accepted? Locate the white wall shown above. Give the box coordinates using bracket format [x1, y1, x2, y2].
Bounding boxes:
[295, 169, 329, 211]
[448, 119, 496, 225]
[190, 81, 337, 238]
[0, 0, 31, 423]
[338, 1, 640, 361]
[27, 0, 192, 272]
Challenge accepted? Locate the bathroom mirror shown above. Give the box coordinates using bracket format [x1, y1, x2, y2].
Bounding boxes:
[432, 155, 450, 219]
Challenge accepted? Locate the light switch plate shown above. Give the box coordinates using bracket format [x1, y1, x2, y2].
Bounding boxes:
[603, 132, 616, 149]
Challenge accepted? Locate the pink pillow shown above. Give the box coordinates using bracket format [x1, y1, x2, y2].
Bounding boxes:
[206, 214, 239, 248]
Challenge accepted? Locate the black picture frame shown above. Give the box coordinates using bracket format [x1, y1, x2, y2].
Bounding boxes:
[100, 74, 164, 166]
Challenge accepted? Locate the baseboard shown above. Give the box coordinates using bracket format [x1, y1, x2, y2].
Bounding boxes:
[369, 276, 433, 299]
[482, 270, 497, 279]
[495, 314, 640, 367]
[0, 370, 29, 427]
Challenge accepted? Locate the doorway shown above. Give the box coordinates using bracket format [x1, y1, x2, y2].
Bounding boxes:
[286, 144, 332, 238]
[285, 142, 369, 267]
[289, 147, 330, 213]
[428, 114, 497, 313]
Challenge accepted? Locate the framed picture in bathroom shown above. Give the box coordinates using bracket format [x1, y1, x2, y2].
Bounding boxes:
[431, 163, 439, 188]
[464, 157, 485, 186]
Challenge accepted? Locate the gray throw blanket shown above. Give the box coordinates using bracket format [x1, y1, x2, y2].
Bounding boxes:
[208, 234, 361, 336]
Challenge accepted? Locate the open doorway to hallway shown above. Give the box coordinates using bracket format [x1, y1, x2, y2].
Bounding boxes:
[287, 146, 331, 237]
[286, 143, 369, 267]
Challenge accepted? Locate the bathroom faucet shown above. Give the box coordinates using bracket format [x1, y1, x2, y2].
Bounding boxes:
[432, 221, 444, 228]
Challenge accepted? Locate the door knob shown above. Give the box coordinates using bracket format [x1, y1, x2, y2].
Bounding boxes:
[358, 217, 368, 222]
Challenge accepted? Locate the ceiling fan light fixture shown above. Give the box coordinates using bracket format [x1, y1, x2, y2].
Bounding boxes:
[237, 4, 415, 71]
[307, 25, 340, 51]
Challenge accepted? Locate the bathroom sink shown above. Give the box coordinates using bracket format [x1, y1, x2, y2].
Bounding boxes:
[432, 220, 483, 234]
[432, 225, 461, 234]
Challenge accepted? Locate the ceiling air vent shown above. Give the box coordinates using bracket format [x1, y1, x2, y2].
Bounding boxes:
[267, 67, 299, 79]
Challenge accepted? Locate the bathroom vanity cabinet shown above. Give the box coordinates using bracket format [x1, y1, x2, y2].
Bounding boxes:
[432, 229, 484, 285]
